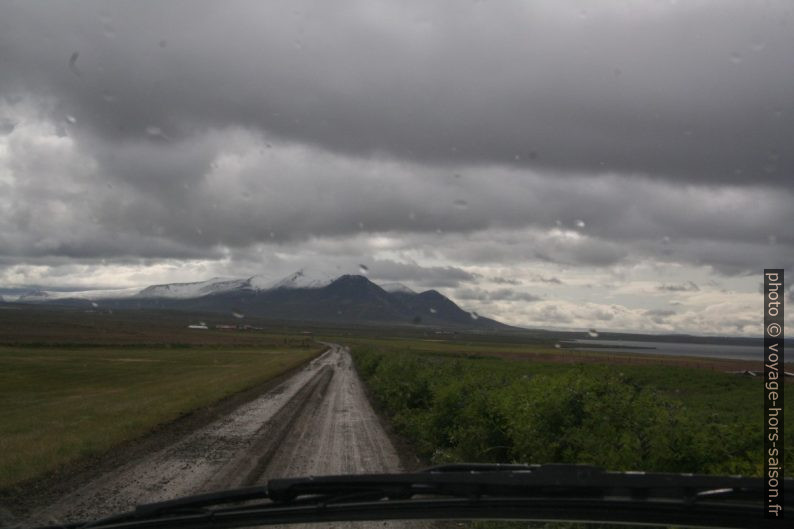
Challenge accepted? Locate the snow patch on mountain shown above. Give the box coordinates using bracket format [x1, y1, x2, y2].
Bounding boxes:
[18, 290, 53, 302]
[244, 275, 276, 291]
[8, 269, 404, 303]
[14, 286, 143, 302]
[62, 287, 144, 300]
[137, 277, 244, 299]
[134, 269, 334, 298]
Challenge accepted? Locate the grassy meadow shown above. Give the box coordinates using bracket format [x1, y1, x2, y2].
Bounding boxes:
[0, 308, 323, 490]
[349, 337, 793, 477]
[0, 305, 787, 493]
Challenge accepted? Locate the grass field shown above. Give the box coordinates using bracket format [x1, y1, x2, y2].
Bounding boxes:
[0, 308, 324, 490]
[329, 333, 775, 373]
[349, 337, 794, 477]
[1, 305, 787, 491]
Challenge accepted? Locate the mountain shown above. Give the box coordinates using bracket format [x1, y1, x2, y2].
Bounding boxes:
[12, 286, 142, 302]
[17, 289, 54, 302]
[137, 277, 248, 299]
[391, 289, 487, 327]
[135, 268, 334, 299]
[9, 271, 509, 330]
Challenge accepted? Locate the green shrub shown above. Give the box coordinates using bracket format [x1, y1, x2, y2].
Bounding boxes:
[352, 346, 788, 476]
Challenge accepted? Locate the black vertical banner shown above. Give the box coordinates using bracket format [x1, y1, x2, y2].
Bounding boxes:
[764, 269, 784, 520]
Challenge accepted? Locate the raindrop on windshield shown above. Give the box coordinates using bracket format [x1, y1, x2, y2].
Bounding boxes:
[68, 51, 81, 77]
[587, 328, 599, 338]
[429, 307, 437, 314]
[470, 311, 479, 320]
[145, 126, 163, 137]
[359, 264, 369, 275]
[554, 343, 561, 349]
[232, 311, 244, 319]
[91, 302, 99, 308]
[66, 115, 77, 124]
[102, 22, 116, 39]
[0, 119, 15, 135]
[574, 219, 586, 229]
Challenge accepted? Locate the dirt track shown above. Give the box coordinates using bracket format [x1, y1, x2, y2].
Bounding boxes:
[28, 343, 410, 526]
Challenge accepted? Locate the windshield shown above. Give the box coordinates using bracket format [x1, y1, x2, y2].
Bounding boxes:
[0, 1, 791, 528]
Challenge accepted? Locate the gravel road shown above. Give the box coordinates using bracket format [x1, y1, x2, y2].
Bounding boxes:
[28, 343, 412, 527]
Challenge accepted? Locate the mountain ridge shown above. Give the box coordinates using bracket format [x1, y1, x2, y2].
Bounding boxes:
[6, 271, 509, 330]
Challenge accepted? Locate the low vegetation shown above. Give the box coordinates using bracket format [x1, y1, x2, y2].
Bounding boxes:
[0, 344, 321, 489]
[352, 341, 794, 476]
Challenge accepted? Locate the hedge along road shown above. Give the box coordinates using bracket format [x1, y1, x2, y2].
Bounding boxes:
[28, 343, 409, 527]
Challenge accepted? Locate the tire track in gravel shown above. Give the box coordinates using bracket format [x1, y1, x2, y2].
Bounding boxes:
[258, 347, 404, 479]
[250, 345, 421, 529]
[25, 344, 411, 528]
[202, 365, 334, 491]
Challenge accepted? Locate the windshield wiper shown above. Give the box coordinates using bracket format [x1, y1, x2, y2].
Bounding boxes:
[32, 464, 791, 529]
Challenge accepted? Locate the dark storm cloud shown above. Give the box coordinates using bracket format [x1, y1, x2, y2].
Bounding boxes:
[536, 304, 574, 324]
[456, 287, 542, 303]
[1, 0, 793, 187]
[491, 276, 521, 285]
[488, 275, 562, 286]
[644, 308, 676, 324]
[365, 260, 477, 288]
[657, 281, 700, 292]
[645, 309, 676, 318]
[530, 274, 563, 285]
[0, 0, 792, 283]
[2, 119, 791, 275]
[0, 118, 15, 135]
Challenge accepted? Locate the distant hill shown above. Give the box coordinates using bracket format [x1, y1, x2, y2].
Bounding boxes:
[7, 270, 509, 330]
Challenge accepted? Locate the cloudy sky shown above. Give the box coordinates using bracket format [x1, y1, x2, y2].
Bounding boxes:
[1, 0, 792, 336]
